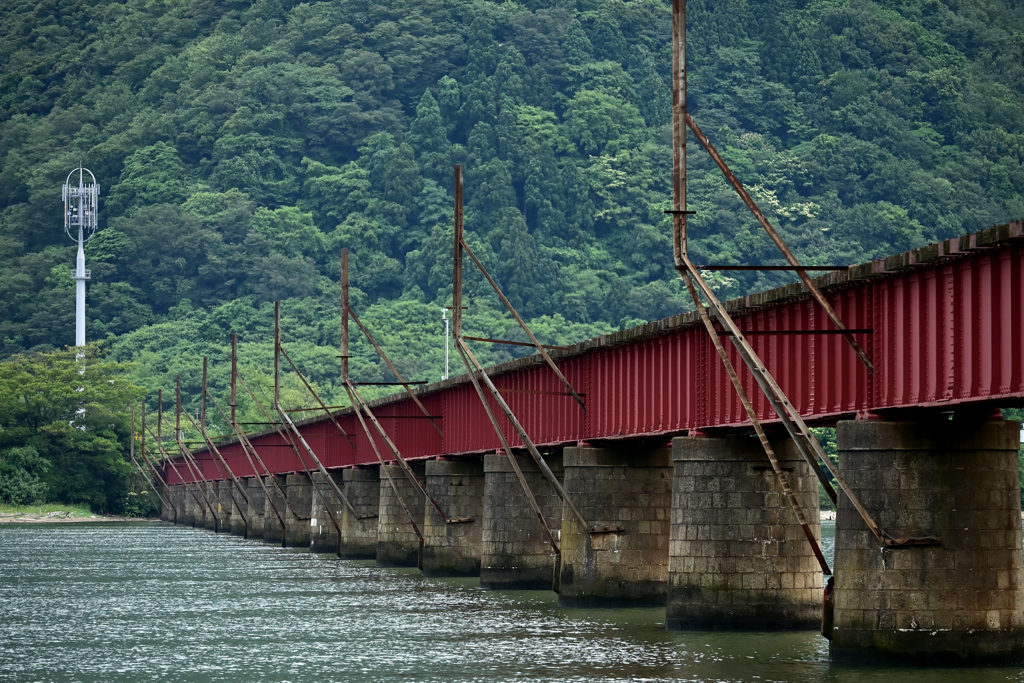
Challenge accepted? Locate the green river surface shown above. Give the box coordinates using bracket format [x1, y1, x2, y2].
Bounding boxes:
[2, 520, 1023, 682]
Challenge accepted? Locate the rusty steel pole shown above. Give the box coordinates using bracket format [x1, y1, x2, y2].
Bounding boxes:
[274, 300, 281, 409]
[452, 165, 464, 338]
[341, 249, 349, 382]
[201, 357, 207, 430]
[672, 0, 687, 263]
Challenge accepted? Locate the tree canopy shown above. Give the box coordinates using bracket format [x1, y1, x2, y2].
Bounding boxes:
[0, 0, 1022, 510]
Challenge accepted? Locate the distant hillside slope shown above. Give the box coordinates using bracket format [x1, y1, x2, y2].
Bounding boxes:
[1, 0, 1022, 410]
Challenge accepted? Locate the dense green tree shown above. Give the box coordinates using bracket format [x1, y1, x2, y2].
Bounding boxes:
[408, 90, 453, 184]
[0, 345, 143, 512]
[0, 0, 1021, 480]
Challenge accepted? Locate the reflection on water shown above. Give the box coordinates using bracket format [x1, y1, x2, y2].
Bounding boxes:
[0, 521, 1022, 682]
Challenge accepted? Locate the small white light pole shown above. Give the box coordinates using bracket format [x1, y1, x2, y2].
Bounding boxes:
[441, 307, 450, 380]
[62, 167, 100, 347]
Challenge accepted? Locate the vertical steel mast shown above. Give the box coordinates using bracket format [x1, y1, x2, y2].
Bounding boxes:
[62, 167, 99, 347]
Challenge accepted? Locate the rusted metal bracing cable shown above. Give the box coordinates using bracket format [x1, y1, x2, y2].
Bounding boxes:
[683, 114, 872, 374]
[270, 305, 364, 527]
[233, 368, 315, 525]
[146, 423, 206, 516]
[344, 248, 441, 436]
[205, 382, 288, 537]
[156, 388, 219, 524]
[183, 408, 253, 537]
[191, 360, 256, 534]
[235, 355, 346, 541]
[667, 0, 900, 546]
[175, 426, 236, 531]
[458, 239, 585, 412]
[343, 377, 467, 525]
[145, 420, 215, 524]
[128, 408, 173, 513]
[178, 375, 241, 531]
[279, 348, 357, 449]
[681, 274, 831, 574]
[172, 381, 224, 531]
[274, 347, 366, 524]
[678, 259, 890, 544]
[271, 400, 348, 536]
[450, 164, 601, 536]
[342, 381, 424, 550]
[332, 291, 421, 557]
[453, 339, 560, 555]
[137, 403, 179, 521]
[335, 256, 464, 525]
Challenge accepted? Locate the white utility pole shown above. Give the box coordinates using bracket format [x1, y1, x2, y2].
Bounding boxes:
[62, 168, 99, 347]
[441, 308, 450, 380]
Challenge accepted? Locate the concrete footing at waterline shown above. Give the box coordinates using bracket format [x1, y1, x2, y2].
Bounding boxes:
[666, 436, 824, 631]
[157, 418, 1024, 666]
[558, 445, 673, 608]
[422, 458, 485, 577]
[830, 418, 1024, 666]
[480, 452, 564, 591]
[283, 473, 312, 548]
[310, 471, 344, 554]
[340, 467, 380, 559]
[245, 477, 264, 540]
[377, 463, 426, 568]
[263, 474, 288, 545]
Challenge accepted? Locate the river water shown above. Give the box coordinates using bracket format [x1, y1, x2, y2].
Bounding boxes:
[1, 522, 1022, 683]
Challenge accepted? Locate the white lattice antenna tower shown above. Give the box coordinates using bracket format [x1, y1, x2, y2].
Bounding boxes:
[62, 167, 100, 347]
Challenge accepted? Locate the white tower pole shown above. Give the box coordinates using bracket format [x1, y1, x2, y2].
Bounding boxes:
[63, 166, 98, 349]
[442, 308, 450, 380]
[75, 169, 86, 347]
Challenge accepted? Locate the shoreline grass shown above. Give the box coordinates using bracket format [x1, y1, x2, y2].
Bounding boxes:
[0, 504, 96, 518]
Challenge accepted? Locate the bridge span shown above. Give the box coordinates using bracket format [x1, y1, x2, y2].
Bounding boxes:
[155, 220, 1024, 665]
[164, 220, 1023, 480]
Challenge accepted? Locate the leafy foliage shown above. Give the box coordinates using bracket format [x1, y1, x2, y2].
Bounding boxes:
[0, 0, 1022, 506]
[0, 345, 143, 512]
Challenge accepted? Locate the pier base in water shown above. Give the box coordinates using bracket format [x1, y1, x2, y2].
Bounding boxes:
[830, 419, 1024, 665]
[245, 477, 264, 540]
[666, 436, 823, 630]
[340, 467, 379, 559]
[558, 446, 672, 608]
[376, 463, 425, 567]
[422, 458, 485, 577]
[283, 473, 312, 548]
[479, 452, 563, 590]
[310, 471, 344, 554]
[263, 474, 288, 545]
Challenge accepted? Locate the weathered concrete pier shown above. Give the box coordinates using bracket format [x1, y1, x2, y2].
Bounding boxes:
[830, 418, 1024, 665]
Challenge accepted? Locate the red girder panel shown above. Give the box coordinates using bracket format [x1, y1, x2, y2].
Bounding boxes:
[165, 222, 1024, 480]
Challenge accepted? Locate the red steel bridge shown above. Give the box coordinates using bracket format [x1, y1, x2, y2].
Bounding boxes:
[163, 220, 1024, 484]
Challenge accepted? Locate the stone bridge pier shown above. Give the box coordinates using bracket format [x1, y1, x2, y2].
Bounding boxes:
[245, 477, 264, 540]
[377, 462, 426, 567]
[340, 467, 380, 559]
[262, 474, 288, 545]
[282, 473, 312, 548]
[310, 471, 345, 554]
[830, 417, 1024, 665]
[667, 435, 824, 630]
[558, 445, 673, 607]
[422, 457, 485, 577]
[185, 483, 207, 529]
[480, 451, 564, 590]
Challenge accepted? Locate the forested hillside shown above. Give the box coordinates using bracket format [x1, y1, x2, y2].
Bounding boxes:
[1, 0, 1023, 418]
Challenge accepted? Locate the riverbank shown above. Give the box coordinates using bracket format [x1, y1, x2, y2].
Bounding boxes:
[0, 504, 151, 523]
